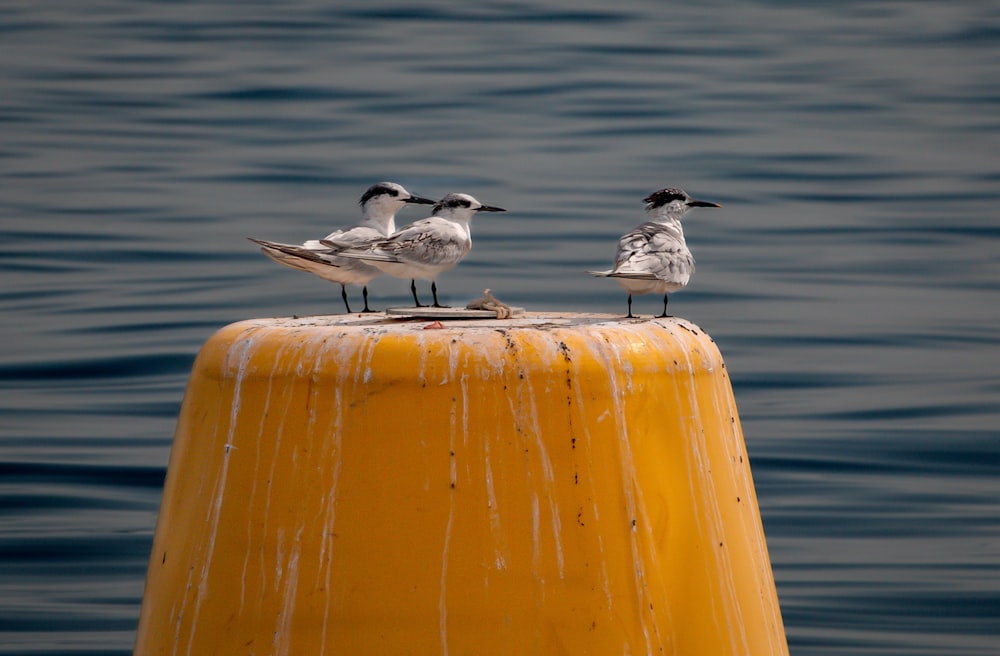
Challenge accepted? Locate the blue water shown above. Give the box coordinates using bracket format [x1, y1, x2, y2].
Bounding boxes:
[2, 1, 998, 653]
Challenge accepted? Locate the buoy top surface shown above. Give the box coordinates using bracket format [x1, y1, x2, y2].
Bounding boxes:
[201, 311, 725, 384]
[234, 310, 707, 333]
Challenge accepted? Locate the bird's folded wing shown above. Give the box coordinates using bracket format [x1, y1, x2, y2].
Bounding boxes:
[334, 248, 401, 263]
[390, 234, 466, 266]
[248, 238, 331, 265]
[320, 238, 355, 251]
[602, 270, 661, 280]
[247, 237, 291, 250]
[323, 225, 383, 246]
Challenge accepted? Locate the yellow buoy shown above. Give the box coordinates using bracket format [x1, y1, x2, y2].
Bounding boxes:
[135, 312, 787, 655]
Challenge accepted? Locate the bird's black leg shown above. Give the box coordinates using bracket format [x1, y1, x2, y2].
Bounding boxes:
[411, 279, 425, 307]
[340, 285, 353, 314]
[656, 294, 670, 318]
[431, 281, 447, 308]
[626, 294, 635, 319]
[360, 286, 376, 313]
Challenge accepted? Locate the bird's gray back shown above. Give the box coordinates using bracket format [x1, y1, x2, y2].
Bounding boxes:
[380, 218, 470, 267]
[320, 225, 385, 249]
[614, 221, 694, 280]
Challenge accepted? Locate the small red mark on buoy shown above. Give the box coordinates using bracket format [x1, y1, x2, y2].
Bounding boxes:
[423, 321, 445, 330]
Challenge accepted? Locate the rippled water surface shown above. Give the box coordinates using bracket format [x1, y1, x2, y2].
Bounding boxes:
[2, 1, 998, 653]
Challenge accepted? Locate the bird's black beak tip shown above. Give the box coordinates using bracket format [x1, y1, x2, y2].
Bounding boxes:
[406, 196, 437, 205]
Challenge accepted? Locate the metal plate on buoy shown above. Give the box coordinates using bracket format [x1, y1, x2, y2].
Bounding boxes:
[384, 306, 526, 319]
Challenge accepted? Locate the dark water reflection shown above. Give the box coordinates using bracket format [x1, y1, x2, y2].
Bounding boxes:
[1, 1, 998, 653]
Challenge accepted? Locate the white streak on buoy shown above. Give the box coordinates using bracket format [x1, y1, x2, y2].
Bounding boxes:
[587, 330, 658, 654]
[274, 524, 304, 656]
[183, 333, 256, 655]
[240, 339, 292, 614]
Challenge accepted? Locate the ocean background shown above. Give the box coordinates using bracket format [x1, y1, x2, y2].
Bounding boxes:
[1, 1, 998, 653]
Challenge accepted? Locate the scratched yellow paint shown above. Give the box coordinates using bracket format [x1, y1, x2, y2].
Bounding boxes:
[135, 313, 787, 655]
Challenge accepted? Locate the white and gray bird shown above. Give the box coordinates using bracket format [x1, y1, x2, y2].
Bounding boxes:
[589, 187, 721, 318]
[327, 192, 506, 308]
[248, 181, 435, 313]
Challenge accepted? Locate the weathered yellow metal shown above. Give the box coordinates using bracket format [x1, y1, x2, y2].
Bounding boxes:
[135, 313, 787, 655]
